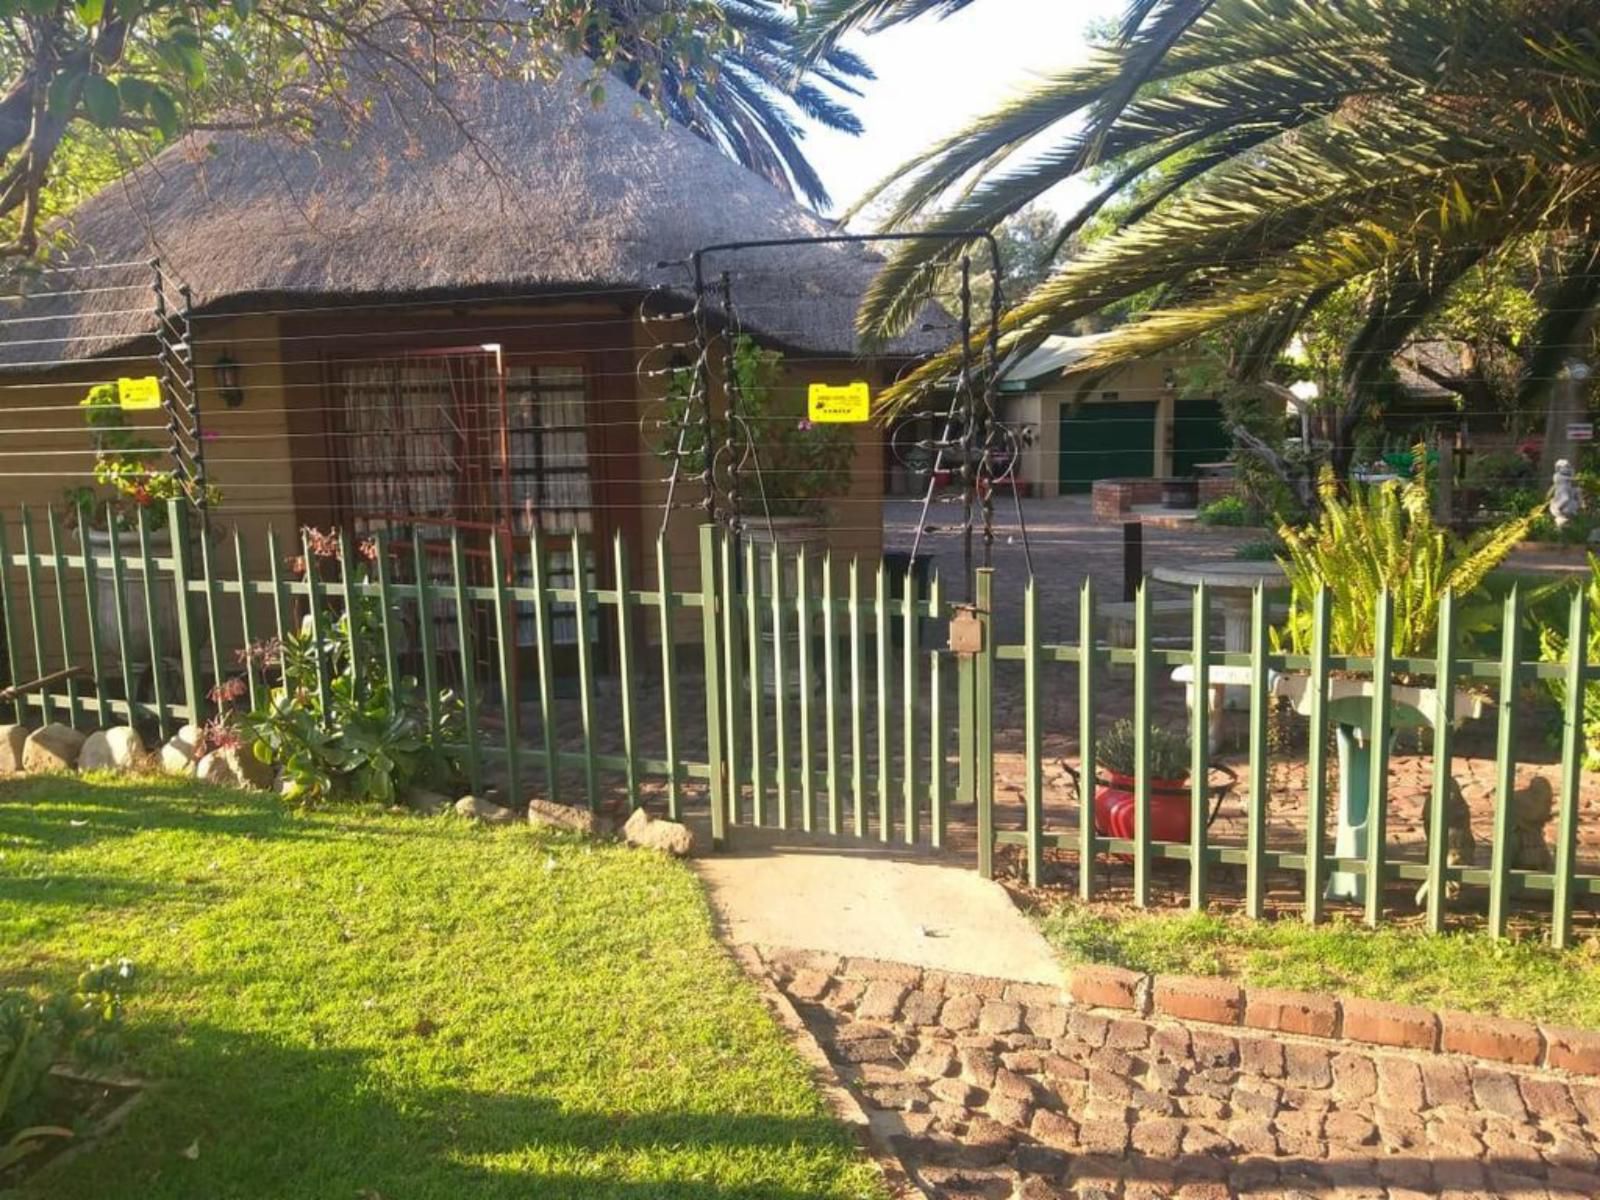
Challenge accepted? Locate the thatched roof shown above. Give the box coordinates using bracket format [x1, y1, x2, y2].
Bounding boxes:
[2, 66, 941, 370]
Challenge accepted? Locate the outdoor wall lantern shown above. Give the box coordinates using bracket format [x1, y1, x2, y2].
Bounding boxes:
[214, 354, 245, 408]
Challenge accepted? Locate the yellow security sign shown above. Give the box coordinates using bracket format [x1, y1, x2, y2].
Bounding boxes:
[117, 376, 162, 410]
[808, 381, 871, 423]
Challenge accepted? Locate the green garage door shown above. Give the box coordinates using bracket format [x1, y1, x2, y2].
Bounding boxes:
[1173, 397, 1231, 478]
[1058, 401, 1156, 493]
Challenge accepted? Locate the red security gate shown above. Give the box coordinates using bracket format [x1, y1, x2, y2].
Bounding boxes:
[325, 345, 603, 684]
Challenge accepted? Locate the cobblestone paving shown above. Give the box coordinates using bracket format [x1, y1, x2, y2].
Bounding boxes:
[758, 949, 1600, 1200]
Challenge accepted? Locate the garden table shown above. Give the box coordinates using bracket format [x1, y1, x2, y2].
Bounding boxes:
[1150, 560, 1288, 658]
[1151, 560, 1288, 754]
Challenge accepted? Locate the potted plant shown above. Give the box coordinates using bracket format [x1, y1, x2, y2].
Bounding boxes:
[63, 384, 221, 685]
[1092, 718, 1194, 843]
[1271, 450, 1534, 899]
[657, 334, 854, 548]
[657, 336, 854, 692]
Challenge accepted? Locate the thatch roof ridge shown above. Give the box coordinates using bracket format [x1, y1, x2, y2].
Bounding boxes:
[1, 65, 937, 368]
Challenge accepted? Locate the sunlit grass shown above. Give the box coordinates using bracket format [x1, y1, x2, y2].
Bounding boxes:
[1039, 902, 1600, 1028]
[0, 774, 883, 1200]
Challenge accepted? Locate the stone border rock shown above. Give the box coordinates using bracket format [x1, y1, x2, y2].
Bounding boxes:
[1070, 964, 1600, 1078]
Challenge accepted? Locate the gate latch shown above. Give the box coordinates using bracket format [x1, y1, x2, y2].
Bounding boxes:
[948, 605, 983, 655]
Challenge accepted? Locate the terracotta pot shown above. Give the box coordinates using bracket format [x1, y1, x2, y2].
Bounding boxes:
[1093, 769, 1193, 843]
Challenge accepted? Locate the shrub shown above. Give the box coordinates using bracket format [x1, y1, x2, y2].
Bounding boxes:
[234, 535, 462, 805]
[1, 962, 130, 1174]
[1276, 450, 1536, 658]
[1232, 538, 1283, 562]
[655, 335, 853, 517]
[1466, 449, 1536, 495]
[1196, 495, 1253, 527]
[1096, 718, 1189, 782]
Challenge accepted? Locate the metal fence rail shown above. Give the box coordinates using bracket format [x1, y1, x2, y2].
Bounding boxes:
[1, 503, 1596, 945]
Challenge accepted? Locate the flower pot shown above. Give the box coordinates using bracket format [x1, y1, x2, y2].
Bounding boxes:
[1093, 770, 1193, 843]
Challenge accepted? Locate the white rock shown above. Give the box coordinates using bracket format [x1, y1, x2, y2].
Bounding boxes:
[78, 726, 149, 774]
[527, 797, 609, 836]
[195, 745, 273, 791]
[401, 787, 452, 816]
[22, 723, 86, 773]
[621, 806, 695, 857]
[159, 724, 202, 775]
[194, 750, 238, 788]
[455, 794, 517, 825]
[0, 724, 31, 773]
[223, 745, 274, 790]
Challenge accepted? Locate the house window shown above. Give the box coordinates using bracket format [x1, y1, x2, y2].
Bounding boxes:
[331, 353, 598, 651]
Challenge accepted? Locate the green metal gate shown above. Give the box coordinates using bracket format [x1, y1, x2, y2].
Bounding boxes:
[3, 503, 1598, 945]
[1172, 398, 1231, 478]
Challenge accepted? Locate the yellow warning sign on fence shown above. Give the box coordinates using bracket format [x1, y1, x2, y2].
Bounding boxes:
[807, 381, 871, 423]
[117, 376, 162, 410]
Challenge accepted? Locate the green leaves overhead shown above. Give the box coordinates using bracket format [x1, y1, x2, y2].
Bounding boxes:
[807, 0, 1600, 418]
[2, 1, 866, 258]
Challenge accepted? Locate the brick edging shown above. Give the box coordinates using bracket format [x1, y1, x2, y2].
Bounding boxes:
[1069, 964, 1600, 1076]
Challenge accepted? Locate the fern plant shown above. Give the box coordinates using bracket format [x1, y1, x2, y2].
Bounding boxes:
[1276, 452, 1535, 659]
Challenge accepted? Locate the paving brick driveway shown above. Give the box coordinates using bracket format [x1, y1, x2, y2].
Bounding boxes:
[758, 949, 1600, 1200]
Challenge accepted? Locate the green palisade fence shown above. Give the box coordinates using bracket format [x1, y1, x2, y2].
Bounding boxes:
[0, 504, 1595, 941]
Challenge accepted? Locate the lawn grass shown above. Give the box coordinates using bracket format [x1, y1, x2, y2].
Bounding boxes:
[0, 775, 884, 1199]
[1038, 902, 1600, 1029]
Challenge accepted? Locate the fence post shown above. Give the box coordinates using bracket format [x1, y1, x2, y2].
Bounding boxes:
[699, 524, 728, 850]
[1553, 585, 1590, 949]
[975, 568, 995, 879]
[1245, 584, 1270, 920]
[167, 500, 205, 729]
[1189, 580, 1210, 912]
[1364, 589, 1395, 929]
[0, 517, 22, 723]
[1133, 580, 1153, 907]
[491, 533, 523, 810]
[1304, 587, 1332, 924]
[1023, 574, 1042, 885]
[1079, 575, 1098, 901]
[1488, 584, 1522, 939]
[1424, 590, 1458, 934]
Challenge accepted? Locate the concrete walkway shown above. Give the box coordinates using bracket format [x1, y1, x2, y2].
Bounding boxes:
[694, 829, 1060, 985]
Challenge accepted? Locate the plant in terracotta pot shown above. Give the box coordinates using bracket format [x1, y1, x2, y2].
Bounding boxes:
[1092, 718, 1194, 843]
[1271, 449, 1535, 899]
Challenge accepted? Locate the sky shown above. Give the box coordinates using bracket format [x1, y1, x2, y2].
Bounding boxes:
[800, 0, 1126, 223]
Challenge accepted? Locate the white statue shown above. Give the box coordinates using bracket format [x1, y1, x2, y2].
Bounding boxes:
[1550, 459, 1583, 529]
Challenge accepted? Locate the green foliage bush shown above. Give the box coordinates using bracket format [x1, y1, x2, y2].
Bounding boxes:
[235, 539, 462, 805]
[1276, 452, 1535, 658]
[656, 336, 853, 517]
[1, 963, 130, 1173]
[1232, 538, 1283, 562]
[1195, 495, 1253, 527]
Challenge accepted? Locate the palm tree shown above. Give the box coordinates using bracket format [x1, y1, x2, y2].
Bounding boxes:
[600, 1, 873, 209]
[806, 0, 1600, 472]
